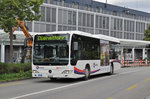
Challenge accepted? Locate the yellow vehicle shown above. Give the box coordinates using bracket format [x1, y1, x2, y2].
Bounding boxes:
[13, 20, 33, 59]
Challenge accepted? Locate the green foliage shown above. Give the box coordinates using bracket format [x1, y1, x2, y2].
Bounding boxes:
[0, 70, 32, 82]
[0, 62, 31, 74]
[144, 25, 150, 41]
[0, 0, 44, 33]
[145, 57, 150, 61]
[0, 63, 8, 74]
[0, 63, 32, 82]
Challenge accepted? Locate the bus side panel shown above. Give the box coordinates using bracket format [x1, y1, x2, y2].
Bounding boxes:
[74, 60, 100, 75]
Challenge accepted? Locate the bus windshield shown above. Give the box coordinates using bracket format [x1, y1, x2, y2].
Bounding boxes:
[33, 34, 70, 66]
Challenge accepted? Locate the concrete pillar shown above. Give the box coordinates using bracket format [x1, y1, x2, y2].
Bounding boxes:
[76, 9, 79, 31]
[56, 6, 58, 31]
[122, 18, 124, 39]
[143, 48, 145, 60]
[19, 46, 22, 58]
[132, 48, 135, 61]
[120, 47, 124, 61]
[109, 16, 111, 36]
[1, 43, 5, 63]
[94, 13, 96, 34]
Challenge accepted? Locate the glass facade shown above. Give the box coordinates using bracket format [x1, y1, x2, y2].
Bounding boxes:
[16, 2, 150, 40]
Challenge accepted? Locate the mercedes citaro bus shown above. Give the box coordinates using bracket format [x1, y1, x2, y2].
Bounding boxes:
[32, 31, 121, 80]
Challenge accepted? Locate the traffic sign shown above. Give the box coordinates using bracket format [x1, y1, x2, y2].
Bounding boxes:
[2, 40, 6, 45]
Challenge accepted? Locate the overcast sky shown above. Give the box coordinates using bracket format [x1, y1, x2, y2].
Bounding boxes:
[93, 0, 150, 13]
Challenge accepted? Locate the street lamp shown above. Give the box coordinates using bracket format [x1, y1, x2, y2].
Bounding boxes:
[105, 0, 107, 8]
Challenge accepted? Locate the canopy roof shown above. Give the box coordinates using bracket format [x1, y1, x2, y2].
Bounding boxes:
[119, 39, 150, 47]
[0, 30, 150, 47]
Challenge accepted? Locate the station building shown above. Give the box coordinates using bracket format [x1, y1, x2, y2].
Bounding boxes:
[0, 0, 150, 63]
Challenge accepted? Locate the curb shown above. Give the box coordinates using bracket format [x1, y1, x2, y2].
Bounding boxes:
[0, 77, 35, 84]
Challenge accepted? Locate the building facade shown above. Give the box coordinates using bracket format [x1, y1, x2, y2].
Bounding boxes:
[0, 0, 150, 62]
[3, 0, 149, 40]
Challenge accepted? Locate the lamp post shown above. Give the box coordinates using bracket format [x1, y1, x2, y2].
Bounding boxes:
[105, 0, 107, 8]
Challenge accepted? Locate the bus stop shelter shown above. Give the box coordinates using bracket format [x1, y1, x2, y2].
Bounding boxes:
[119, 39, 150, 61]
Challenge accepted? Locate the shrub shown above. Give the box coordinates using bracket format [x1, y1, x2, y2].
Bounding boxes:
[0, 63, 8, 74]
[0, 62, 31, 74]
[145, 58, 150, 61]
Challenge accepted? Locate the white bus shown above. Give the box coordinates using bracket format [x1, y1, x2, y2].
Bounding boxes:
[32, 31, 121, 80]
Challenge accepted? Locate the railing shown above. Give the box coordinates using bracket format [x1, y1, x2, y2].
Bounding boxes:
[122, 60, 150, 67]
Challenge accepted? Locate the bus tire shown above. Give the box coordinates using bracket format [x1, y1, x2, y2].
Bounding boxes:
[109, 63, 114, 75]
[50, 77, 57, 81]
[84, 67, 90, 80]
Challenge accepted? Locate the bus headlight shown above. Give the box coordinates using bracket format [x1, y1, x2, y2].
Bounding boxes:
[62, 70, 73, 74]
[33, 70, 39, 73]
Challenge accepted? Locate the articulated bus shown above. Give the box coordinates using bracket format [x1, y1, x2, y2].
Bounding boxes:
[32, 31, 121, 80]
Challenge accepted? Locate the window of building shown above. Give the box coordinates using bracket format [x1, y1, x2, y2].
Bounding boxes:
[58, 25, 63, 31]
[87, 14, 90, 27]
[78, 13, 82, 26]
[52, 25, 56, 31]
[52, 8, 56, 23]
[26, 22, 32, 32]
[44, 0, 48, 3]
[63, 10, 68, 24]
[91, 15, 94, 27]
[46, 7, 51, 22]
[99, 16, 102, 28]
[83, 13, 86, 26]
[40, 6, 46, 22]
[73, 11, 76, 25]
[46, 24, 50, 32]
[68, 11, 72, 25]
[96, 15, 99, 28]
[40, 23, 46, 32]
[58, 9, 63, 24]
[34, 23, 40, 32]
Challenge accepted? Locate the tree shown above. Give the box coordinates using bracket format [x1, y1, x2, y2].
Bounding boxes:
[144, 25, 150, 41]
[143, 25, 150, 48]
[0, 0, 44, 63]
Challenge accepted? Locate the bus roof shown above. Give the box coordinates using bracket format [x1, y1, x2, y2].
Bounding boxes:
[33, 31, 150, 46]
[36, 31, 120, 43]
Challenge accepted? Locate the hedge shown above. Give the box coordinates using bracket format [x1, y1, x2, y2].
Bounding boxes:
[0, 62, 31, 74]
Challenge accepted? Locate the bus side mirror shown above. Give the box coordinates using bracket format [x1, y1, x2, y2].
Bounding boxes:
[73, 42, 78, 51]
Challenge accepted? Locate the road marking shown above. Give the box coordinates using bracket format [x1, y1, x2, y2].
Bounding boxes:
[144, 78, 150, 82]
[0, 82, 23, 87]
[127, 84, 138, 91]
[108, 97, 114, 99]
[10, 69, 145, 99]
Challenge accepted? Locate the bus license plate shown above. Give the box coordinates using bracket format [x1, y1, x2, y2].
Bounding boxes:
[38, 74, 42, 77]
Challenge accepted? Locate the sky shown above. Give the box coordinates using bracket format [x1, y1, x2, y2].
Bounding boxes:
[93, 0, 150, 13]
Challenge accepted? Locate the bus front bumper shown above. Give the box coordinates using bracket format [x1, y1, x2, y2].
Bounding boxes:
[32, 73, 84, 79]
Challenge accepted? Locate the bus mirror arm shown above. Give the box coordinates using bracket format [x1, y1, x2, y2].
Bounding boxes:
[24, 37, 33, 48]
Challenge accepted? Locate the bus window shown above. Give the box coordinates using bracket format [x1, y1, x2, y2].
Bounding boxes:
[71, 34, 100, 65]
[110, 42, 120, 59]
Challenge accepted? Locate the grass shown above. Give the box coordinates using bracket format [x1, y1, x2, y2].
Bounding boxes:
[0, 70, 32, 82]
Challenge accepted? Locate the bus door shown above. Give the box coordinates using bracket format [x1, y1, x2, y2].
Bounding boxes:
[100, 40, 110, 66]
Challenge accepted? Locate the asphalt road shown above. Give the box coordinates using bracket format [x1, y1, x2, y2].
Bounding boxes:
[0, 67, 150, 99]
